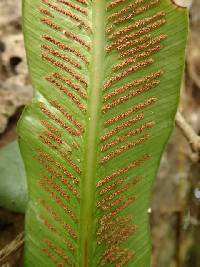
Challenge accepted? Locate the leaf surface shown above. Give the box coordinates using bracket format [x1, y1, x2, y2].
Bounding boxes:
[0, 141, 27, 213]
[18, 0, 188, 266]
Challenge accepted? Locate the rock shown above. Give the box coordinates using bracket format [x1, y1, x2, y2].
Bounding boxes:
[0, 0, 21, 35]
[0, 34, 27, 78]
[0, 79, 32, 133]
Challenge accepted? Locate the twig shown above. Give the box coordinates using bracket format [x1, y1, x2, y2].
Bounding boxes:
[0, 232, 24, 264]
[176, 111, 200, 154]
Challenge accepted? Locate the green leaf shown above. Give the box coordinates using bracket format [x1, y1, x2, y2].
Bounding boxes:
[0, 141, 27, 213]
[18, 0, 188, 266]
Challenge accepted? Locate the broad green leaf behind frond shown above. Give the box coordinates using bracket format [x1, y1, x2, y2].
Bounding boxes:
[18, 0, 188, 266]
[0, 141, 27, 213]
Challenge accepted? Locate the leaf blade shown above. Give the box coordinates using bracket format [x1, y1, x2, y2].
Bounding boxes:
[18, 0, 188, 266]
[0, 141, 27, 213]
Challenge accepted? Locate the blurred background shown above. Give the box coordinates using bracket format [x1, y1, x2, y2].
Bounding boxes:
[0, 1, 199, 266]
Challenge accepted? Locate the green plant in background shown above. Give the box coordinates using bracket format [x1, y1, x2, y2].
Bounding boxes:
[17, 0, 188, 266]
[0, 141, 27, 213]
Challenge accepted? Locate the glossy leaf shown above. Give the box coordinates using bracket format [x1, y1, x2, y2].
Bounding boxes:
[18, 0, 188, 266]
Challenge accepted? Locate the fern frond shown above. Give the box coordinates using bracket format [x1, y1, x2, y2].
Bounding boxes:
[18, 0, 188, 266]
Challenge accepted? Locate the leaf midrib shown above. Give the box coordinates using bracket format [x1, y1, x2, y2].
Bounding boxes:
[80, 1, 106, 267]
